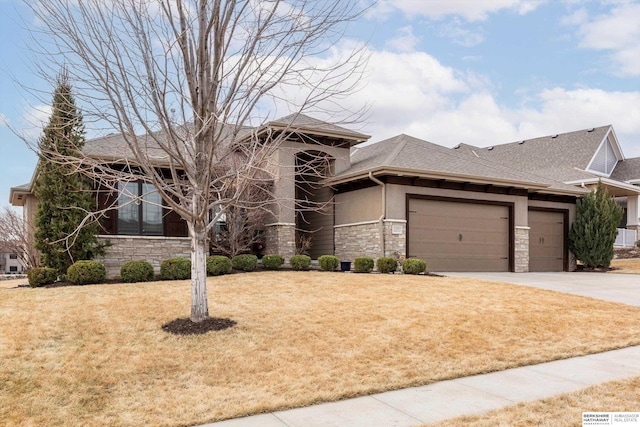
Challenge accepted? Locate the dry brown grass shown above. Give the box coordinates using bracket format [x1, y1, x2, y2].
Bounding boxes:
[2, 272, 640, 426]
[0, 278, 27, 289]
[611, 259, 640, 274]
[429, 376, 640, 427]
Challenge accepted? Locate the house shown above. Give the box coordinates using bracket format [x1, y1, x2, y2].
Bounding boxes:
[10, 115, 640, 276]
[0, 243, 26, 274]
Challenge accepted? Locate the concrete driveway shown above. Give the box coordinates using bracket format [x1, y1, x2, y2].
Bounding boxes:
[443, 272, 640, 306]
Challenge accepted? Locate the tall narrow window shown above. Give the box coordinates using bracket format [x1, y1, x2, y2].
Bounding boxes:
[117, 181, 163, 235]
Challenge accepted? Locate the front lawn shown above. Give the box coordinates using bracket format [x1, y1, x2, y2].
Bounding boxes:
[611, 259, 640, 274]
[2, 272, 640, 426]
[429, 376, 640, 426]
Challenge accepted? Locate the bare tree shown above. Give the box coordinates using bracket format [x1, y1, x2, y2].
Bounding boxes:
[0, 207, 38, 271]
[25, 0, 368, 322]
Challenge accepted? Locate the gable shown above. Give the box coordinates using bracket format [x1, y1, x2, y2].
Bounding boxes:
[586, 132, 622, 176]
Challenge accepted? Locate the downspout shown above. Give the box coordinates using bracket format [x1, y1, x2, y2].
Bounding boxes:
[369, 172, 386, 258]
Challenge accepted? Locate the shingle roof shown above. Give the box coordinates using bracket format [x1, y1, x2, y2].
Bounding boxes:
[268, 114, 370, 142]
[453, 126, 612, 182]
[340, 134, 585, 194]
[610, 157, 640, 182]
[82, 114, 367, 162]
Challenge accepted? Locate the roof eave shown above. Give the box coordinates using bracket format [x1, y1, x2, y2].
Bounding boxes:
[330, 166, 551, 190]
[565, 177, 640, 196]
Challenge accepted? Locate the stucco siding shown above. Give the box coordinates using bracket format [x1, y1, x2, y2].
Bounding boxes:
[335, 186, 382, 225]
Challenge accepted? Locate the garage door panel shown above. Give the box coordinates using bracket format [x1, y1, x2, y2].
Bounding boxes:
[529, 210, 565, 272]
[408, 198, 511, 272]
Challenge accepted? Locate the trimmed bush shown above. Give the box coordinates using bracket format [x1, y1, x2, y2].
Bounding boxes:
[290, 254, 311, 271]
[160, 257, 191, 280]
[120, 260, 155, 283]
[261, 254, 284, 270]
[376, 257, 398, 274]
[354, 257, 374, 273]
[231, 254, 258, 272]
[207, 255, 232, 276]
[402, 258, 427, 275]
[67, 260, 106, 285]
[318, 255, 339, 271]
[27, 267, 58, 287]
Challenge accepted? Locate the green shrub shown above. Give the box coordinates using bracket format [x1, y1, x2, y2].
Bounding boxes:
[27, 267, 58, 287]
[376, 257, 398, 274]
[318, 255, 339, 271]
[261, 254, 284, 270]
[160, 257, 191, 280]
[290, 254, 311, 271]
[354, 257, 374, 273]
[402, 258, 427, 275]
[120, 260, 155, 283]
[67, 260, 106, 285]
[207, 255, 232, 276]
[231, 254, 258, 272]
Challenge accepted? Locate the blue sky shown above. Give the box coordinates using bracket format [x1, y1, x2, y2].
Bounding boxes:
[1, 0, 639, 206]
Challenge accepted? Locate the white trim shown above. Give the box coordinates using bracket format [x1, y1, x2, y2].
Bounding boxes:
[565, 177, 640, 194]
[265, 222, 296, 227]
[585, 128, 623, 177]
[383, 219, 407, 223]
[334, 220, 379, 229]
[515, 226, 531, 230]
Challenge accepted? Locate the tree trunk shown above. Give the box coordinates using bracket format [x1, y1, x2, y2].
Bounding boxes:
[190, 221, 209, 323]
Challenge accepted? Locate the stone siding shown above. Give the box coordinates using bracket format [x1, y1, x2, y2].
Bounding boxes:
[264, 224, 296, 262]
[383, 220, 406, 259]
[514, 226, 530, 273]
[97, 235, 191, 279]
[334, 222, 381, 262]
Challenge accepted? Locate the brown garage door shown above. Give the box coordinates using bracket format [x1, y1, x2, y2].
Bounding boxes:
[408, 198, 511, 272]
[529, 210, 565, 272]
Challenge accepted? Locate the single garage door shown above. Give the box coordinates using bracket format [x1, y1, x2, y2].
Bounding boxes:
[529, 210, 565, 272]
[408, 198, 511, 272]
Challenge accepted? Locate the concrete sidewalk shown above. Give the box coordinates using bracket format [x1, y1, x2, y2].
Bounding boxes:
[201, 345, 640, 427]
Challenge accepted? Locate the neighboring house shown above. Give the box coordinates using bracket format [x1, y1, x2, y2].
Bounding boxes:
[9, 115, 639, 276]
[0, 243, 27, 274]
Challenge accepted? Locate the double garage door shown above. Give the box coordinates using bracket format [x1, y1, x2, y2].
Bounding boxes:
[407, 198, 566, 272]
[408, 198, 511, 272]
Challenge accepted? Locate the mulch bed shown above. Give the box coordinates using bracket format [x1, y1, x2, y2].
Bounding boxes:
[162, 317, 237, 335]
[614, 248, 640, 259]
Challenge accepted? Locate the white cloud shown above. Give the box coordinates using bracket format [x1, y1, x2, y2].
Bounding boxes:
[369, 0, 545, 22]
[437, 17, 485, 47]
[567, 2, 640, 76]
[265, 40, 640, 158]
[342, 47, 640, 157]
[385, 25, 420, 52]
[20, 104, 51, 143]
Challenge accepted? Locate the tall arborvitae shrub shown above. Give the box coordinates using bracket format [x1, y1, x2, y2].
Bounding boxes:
[568, 182, 623, 269]
[34, 72, 104, 276]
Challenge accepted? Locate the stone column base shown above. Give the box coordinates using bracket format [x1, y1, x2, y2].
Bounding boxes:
[264, 223, 296, 262]
[514, 226, 530, 273]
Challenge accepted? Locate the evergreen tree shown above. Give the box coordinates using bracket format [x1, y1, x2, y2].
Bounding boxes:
[568, 182, 623, 269]
[34, 73, 102, 276]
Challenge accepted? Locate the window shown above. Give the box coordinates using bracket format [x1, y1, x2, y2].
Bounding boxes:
[9, 266, 17, 272]
[117, 182, 163, 235]
[9, 253, 17, 259]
